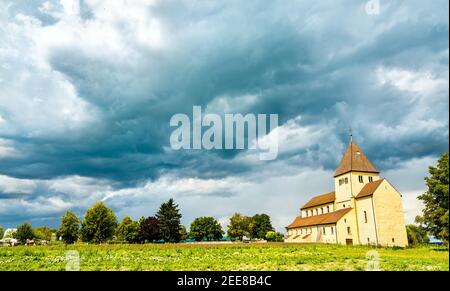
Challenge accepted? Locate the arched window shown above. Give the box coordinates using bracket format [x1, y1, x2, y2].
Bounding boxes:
[364, 211, 368, 223]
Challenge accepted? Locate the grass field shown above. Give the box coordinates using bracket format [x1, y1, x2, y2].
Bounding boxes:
[0, 243, 448, 271]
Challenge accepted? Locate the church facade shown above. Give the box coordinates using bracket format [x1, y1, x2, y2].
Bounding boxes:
[285, 140, 408, 247]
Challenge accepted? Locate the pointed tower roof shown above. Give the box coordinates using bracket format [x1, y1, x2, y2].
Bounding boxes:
[334, 142, 379, 177]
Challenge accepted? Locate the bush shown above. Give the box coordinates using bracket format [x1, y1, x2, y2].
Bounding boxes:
[265, 231, 284, 242]
[406, 224, 430, 245]
[189, 217, 224, 241]
[80, 202, 117, 243]
[33, 227, 53, 241]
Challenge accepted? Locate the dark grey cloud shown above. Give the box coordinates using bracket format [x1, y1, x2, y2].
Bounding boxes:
[0, 0, 448, 228]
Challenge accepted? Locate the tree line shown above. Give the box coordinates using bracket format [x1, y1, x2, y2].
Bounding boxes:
[3, 198, 284, 245]
[5, 152, 446, 246]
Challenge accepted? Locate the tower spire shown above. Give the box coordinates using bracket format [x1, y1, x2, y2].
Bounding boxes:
[349, 128, 353, 144]
[335, 137, 379, 177]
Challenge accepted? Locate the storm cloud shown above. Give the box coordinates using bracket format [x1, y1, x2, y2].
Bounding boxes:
[0, 0, 448, 230]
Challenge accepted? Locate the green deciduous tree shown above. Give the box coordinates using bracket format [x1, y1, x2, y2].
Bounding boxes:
[15, 222, 34, 244]
[406, 224, 430, 245]
[116, 216, 141, 243]
[0, 226, 4, 239]
[156, 198, 182, 242]
[33, 227, 53, 241]
[189, 216, 224, 241]
[80, 202, 118, 243]
[251, 214, 274, 239]
[416, 152, 449, 244]
[58, 211, 80, 244]
[227, 213, 253, 241]
[179, 225, 189, 241]
[3, 228, 16, 238]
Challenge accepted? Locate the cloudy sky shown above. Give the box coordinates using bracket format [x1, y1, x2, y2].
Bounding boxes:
[0, 0, 448, 231]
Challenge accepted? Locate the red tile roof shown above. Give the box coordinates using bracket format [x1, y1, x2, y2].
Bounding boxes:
[286, 208, 352, 229]
[355, 179, 385, 199]
[301, 192, 335, 210]
[334, 142, 379, 177]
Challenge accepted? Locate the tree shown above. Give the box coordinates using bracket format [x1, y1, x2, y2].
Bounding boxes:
[251, 214, 274, 239]
[227, 213, 253, 241]
[58, 211, 80, 244]
[116, 216, 141, 243]
[80, 202, 118, 243]
[0, 226, 4, 239]
[15, 222, 34, 244]
[189, 217, 224, 241]
[406, 224, 430, 245]
[179, 225, 189, 241]
[139, 216, 161, 242]
[33, 227, 53, 241]
[416, 152, 449, 244]
[265, 231, 284, 242]
[156, 198, 182, 242]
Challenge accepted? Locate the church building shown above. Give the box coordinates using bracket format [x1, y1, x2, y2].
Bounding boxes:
[285, 138, 408, 247]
